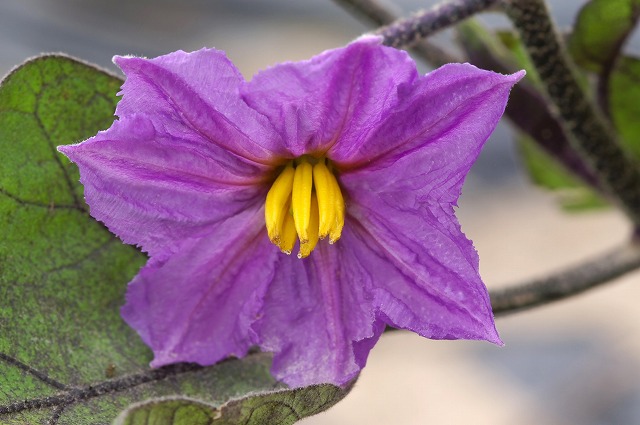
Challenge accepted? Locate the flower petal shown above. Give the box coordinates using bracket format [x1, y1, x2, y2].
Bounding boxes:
[331, 64, 525, 170]
[242, 36, 418, 157]
[121, 207, 278, 367]
[59, 115, 268, 258]
[334, 66, 524, 343]
[253, 229, 385, 387]
[341, 65, 524, 204]
[114, 49, 285, 164]
[346, 203, 500, 344]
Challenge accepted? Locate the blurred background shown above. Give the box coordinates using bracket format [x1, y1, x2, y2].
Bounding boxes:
[2, 1, 639, 423]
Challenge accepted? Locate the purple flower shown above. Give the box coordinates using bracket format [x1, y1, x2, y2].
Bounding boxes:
[58, 36, 523, 387]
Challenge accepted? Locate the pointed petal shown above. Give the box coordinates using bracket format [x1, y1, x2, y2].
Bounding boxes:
[242, 36, 418, 156]
[332, 64, 524, 172]
[114, 49, 285, 164]
[334, 66, 521, 342]
[342, 194, 501, 344]
[121, 207, 278, 367]
[253, 230, 384, 387]
[59, 115, 267, 258]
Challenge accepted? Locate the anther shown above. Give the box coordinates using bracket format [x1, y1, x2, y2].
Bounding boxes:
[279, 212, 297, 255]
[313, 160, 336, 239]
[265, 164, 295, 243]
[264, 157, 345, 257]
[328, 173, 344, 244]
[298, 193, 319, 259]
[291, 161, 313, 244]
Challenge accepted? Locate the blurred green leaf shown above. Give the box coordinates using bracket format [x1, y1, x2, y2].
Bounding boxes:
[0, 55, 350, 424]
[457, 20, 539, 82]
[116, 398, 217, 425]
[609, 56, 640, 157]
[568, 0, 640, 161]
[458, 20, 603, 208]
[116, 384, 351, 425]
[568, 0, 640, 72]
[494, 30, 542, 87]
[518, 135, 607, 211]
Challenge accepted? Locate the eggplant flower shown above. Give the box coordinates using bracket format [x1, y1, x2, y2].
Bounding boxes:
[58, 36, 523, 387]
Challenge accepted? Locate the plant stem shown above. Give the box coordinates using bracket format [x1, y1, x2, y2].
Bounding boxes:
[376, 0, 500, 48]
[503, 0, 640, 227]
[336, 0, 640, 315]
[491, 242, 640, 315]
[334, 0, 458, 65]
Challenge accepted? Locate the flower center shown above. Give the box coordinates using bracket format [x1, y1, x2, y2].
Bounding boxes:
[264, 156, 345, 258]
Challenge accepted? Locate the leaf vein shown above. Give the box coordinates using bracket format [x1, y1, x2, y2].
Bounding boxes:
[0, 186, 85, 212]
[39, 238, 117, 281]
[0, 362, 204, 416]
[0, 353, 67, 391]
[33, 79, 84, 209]
[46, 404, 65, 425]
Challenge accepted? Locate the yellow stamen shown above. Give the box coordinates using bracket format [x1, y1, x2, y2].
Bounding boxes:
[313, 160, 336, 239]
[328, 173, 344, 244]
[264, 157, 345, 257]
[298, 193, 320, 259]
[264, 164, 295, 243]
[291, 161, 313, 243]
[279, 211, 297, 255]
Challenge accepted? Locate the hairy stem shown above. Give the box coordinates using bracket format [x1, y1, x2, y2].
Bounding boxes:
[491, 242, 640, 315]
[334, 0, 458, 65]
[340, 0, 602, 191]
[504, 0, 640, 227]
[457, 23, 602, 190]
[338, 0, 640, 315]
[376, 0, 500, 48]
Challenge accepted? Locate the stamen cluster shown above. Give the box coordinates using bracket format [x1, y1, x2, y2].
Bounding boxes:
[265, 157, 345, 258]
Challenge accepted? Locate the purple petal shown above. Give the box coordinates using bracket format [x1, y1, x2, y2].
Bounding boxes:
[121, 207, 278, 367]
[332, 65, 524, 343]
[340, 65, 524, 204]
[253, 230, 385, 387]
[331, 64, 525, 171]
[114, 49, 286, 164]
[346, 203, 500, 344]
[59, 115, 268, 258]
[242, 36, 418, 157]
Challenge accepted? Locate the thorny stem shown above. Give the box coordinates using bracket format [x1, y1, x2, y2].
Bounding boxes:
[333, 0, 458, 66]
[503, 0, 640, 227]
[376, 0, 500, 48]
[491, 242, 640, 315]
[375, 0, 640, 226]
[340, 0, 640, 314]
[337, 0, 603, 191]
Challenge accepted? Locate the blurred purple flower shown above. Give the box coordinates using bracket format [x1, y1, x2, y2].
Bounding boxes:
[59, 36, 523, 387]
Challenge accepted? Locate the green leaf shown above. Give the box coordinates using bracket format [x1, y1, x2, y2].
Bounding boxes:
[568, 0, 640, 159]
[457, 20, 603, 202]
[115, 384, 351, 425]
[457, 20, 540, 83]
[0, 55, 350, 424]
[609, 56, 640, 158]
[568, 0, 640, 72]
[494, 30, 543, 88]
[517, 135, 607, 211]
[116, 398, 217, 425]
[457, 20, 515, 68]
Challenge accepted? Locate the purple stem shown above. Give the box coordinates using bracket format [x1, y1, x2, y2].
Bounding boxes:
[376, 0, 500, 48]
